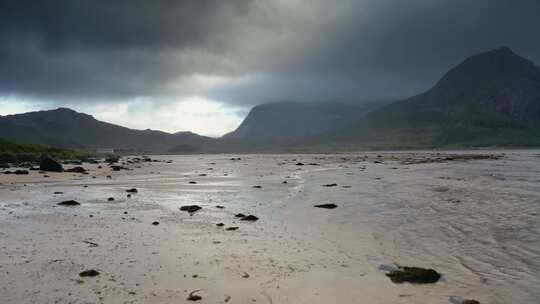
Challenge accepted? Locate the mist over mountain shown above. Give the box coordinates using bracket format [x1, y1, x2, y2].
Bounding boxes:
[223, 101, 386, 140]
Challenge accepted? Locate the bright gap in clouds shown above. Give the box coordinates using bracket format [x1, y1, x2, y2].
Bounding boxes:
[0, 96, 247, 138]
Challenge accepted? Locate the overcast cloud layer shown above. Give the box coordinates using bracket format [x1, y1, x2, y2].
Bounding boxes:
[1, 0, 540, 135]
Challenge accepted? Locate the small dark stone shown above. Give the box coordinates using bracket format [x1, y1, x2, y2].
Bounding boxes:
[323, 183, 338, 187]
[216, 205, 225, 209]
[65, 166, 87, 174]
[14, 170, 29, 175]
[240, 215, 259, 222]
[79, 269, 100, 277]
[152, 221, 159, 226]
[386, 266, 441, 284]
[462, 300, 480, 304]
[107, 197, 114, 201]
[187, 290, 202, 301]
[58, 200, 80, 206]
[189, 181, 197, 184]
[235, 213, 246, 218]
[225, 227, 239, 231]
[252, 185, 262, 188]
[127, 194, 132, 198]
[180, 205, 202, 215]
[296, 162, 305, 166]
[314, 203, 338, 209]
[216, 223, 225, 227]
[126, 188, 138, 193]
[54, 191, 63, 194]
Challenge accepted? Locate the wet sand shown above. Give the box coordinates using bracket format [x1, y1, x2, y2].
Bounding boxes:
[1, 151, 539, 304]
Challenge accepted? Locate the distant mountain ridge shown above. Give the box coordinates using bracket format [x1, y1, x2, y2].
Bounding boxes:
[2, 47, 539, 152]
[224, 101, 385, 139]
[0, 108, 212, 152]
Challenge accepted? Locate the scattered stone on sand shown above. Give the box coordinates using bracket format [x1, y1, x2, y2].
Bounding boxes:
[216, 223, 225, 227]
[433, 186, 450, 192]
[54, 191, 63, 194]
[216, 205, 225, 209]
[235, 213, 246, 218]
[240, 215, 259, 222]
[242, 272, 250, 278]
[105, 156, 120, 163]
[107, 197, 114, 201]
[65, 166, 87, 174]
[82, 240, 99, 247]
[461, 300, 480, 304]
[296, 162, 305, 166]
[314, 203, 338, 209]
[14, 170, 30, 175]
[225, 227, 239, 231]
[127, 194, 132, 198]
[111, 165, 128, 171]
[180, 205, 202, 215]
[323, 183, 338, 187]
[152, 221, 159, 226]
[282, 181, 288, 184]
[79, 269, 100, 277]
[58, 200, 81, 206]
[187, 290, 202, 301]
[252, 185, 262, 189]
[189, 181, 197, 184]
[386, 266, 441, 284]
[126, 188, 138, 193]
[40, 157, 63, 172]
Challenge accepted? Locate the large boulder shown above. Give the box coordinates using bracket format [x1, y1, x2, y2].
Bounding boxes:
[40, 157, 63, 172]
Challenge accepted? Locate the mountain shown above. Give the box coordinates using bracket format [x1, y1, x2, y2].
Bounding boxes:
[323, 47, 540, 148]
[223, 101, 385, 140]
[0, 108, 212, 152]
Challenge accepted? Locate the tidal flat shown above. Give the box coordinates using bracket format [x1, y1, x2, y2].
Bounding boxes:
[1, 151, 539, 304]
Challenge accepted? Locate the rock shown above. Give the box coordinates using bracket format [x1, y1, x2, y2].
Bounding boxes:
[216, 223, 225, 227]
[127, 194, 132, 198]
[105, 156, 120, 163]
[235, 213, 246, 218]
[386, 266, 441, 284]
[296, 162, 305, 166]
[39, 157, 63, 172]
[242, 272, 250, 278]
[216, 205, 225, 209]
[323, 183, 338, 187]
[282, 181, 288, 184]
[314, 203, 338, 209]
[189, 181, 197, 184]
[54, 191, 63, 194]
[107, 197, 114, 201]
[187, 290, 202, 301]
[225, 227, 239, 231]
[462, 300, 480, 304]
[152, 221, 159, 226]
[65, 166, 87, 173]
[111, 165, 128, 171]
[180, 205, 202, 215]
[240, 215, 259, 222]
[252, 185, 262, 188]
[79, 269, 100, 277]
[14, 170, 29, 175]
[58, 200, 81, 206]
[126, 188, 138, 193]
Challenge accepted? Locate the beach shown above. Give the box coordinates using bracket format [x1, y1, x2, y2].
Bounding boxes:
[1, 151, 539, 304]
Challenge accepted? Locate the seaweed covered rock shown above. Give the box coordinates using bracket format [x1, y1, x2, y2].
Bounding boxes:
[386, 266, 441, 284]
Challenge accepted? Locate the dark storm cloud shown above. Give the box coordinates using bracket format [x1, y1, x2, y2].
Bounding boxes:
[1, 0, 539, 104]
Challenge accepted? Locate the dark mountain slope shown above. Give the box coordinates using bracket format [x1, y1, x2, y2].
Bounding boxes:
[0, 108, 212, 152]
[325, 47, 540, 148]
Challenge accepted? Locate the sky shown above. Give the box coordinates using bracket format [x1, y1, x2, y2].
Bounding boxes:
[1, 0, 540, 137]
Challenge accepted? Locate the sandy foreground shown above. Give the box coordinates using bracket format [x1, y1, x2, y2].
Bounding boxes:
[1, 151, 539, 304]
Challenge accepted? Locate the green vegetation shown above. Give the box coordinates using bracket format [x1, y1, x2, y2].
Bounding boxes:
[0, 138, 94, 164]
